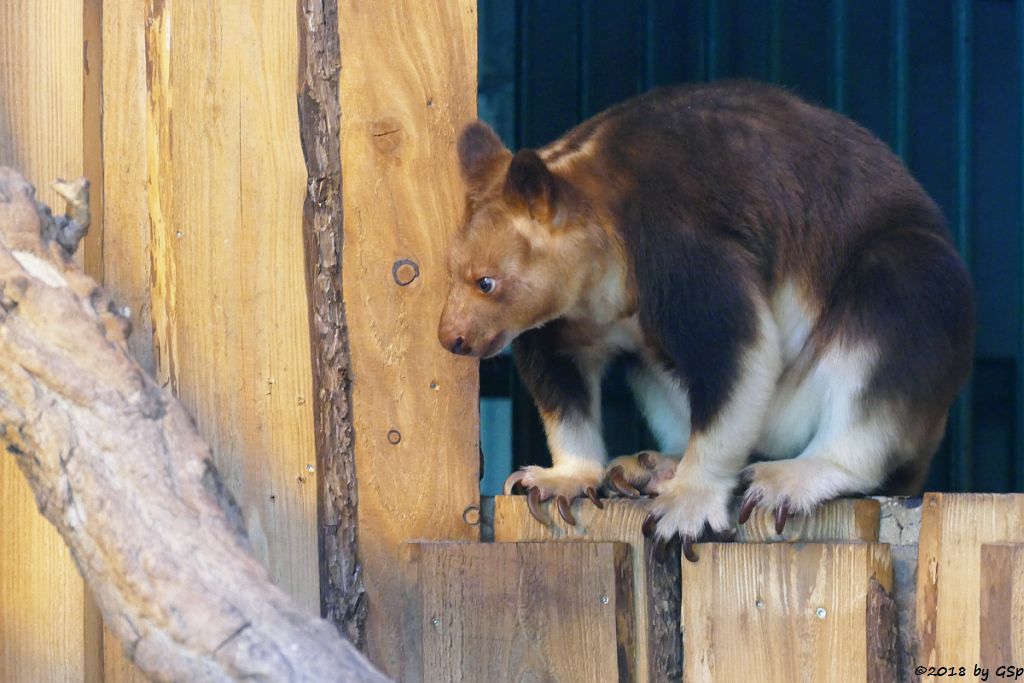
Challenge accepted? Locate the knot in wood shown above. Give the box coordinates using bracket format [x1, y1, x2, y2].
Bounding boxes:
[392, 259, 419, 286]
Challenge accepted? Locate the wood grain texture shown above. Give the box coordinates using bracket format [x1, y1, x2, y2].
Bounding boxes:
[98, 3, 152, 677]
[494, 497, 677, 682]
[337, 0, 480, 674]
[97, 1, 323, 676]
[407, 542, 634, 683]
[917, 493, 1024, 678]
[100, 0, 153, 375]
[0, 169, 387, 682]
[143, 0, 319, 607]
[682, 543, 894, 683]
[493, 495, 880, 681]
[980, 544, 1024, 668]
[0, 2, 97, 681]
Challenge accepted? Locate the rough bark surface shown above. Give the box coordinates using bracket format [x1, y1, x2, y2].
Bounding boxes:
[297, 0, 366, 648]
[0, 167, 388, 682]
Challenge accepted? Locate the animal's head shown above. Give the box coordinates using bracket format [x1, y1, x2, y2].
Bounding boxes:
[438, 121, 596, 358]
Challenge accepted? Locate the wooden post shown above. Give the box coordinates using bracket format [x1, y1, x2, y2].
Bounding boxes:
[917, 493, 1024, 677]
[980, 543, 1024, 668]
[493, 495, 880, 681]
[682, 543, 895, 682]
[99, 0, 325, 676]
[337, 0, 481, 674]
[405, 542, 634, 682]
[0, 2, 102, 680]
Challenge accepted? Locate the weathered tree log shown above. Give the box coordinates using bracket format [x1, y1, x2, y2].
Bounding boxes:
[0, 166, 389, 682]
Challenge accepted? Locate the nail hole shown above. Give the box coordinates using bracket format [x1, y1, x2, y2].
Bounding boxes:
[387, 429, 401, 445]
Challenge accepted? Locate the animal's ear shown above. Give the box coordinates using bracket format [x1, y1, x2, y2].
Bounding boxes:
[457, 121, 510, 197]
[503, 149, 558, 221]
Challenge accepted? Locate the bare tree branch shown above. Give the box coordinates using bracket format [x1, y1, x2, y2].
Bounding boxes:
[0, 167, 389, 683]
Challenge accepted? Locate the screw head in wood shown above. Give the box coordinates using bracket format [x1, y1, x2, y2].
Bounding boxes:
[755, 599, 765, 609]
[816, 607, 826, 619]
[462, 505, 480, 526]
[392, 259, 420, 286]
[600, 595, 609, 605]
[431, 616, 440, 628]
[387, 429, 401, 445]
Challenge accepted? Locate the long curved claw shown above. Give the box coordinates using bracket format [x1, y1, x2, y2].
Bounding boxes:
[737, 494, 759, 525]
[556, 495, 576, 526]
[642, 512, 658, 538]
[637, 451, 657, 470]
[682, 536, 698, 563]
[585, 486, 604, 510]
[774, 501, 791, 535]
[527, 488, 551, 525]
[503, 470, 528, 496]
[608, 466, 641, 498]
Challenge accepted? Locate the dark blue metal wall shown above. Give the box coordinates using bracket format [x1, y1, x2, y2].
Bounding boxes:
[477, 0, 1024, 494]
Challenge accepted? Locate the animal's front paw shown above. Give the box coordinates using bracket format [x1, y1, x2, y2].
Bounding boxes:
[504, 463, 605, 526]
[642, 478, 735, 562]
[602, 451, 679, 498]
[738, 459, 841, 534]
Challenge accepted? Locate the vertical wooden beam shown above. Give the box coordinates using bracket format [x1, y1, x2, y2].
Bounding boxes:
[406, 542, 634, 682]
[98, 0, 324, 676]
[917, 493, 1024, 677]
[337, 0, 480, 674]
[980, 543, 1024, 669]
[0, 2, 101, 680]
[683, 543, 895, 682]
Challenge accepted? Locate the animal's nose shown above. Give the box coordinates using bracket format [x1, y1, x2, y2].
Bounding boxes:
[451, 336, 470, 355]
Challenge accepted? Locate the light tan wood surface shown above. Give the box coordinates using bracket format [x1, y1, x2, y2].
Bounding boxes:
[493, 495, 881, 681]
[338, 0, 481, 674]
[683, 542, 894, 683]
[917, 493, 1024, 679]
[980, 543, 1024, 669]
[100, 1, 321, 676]
[0, 3, 98, 681]
[407, 541, 634, 683]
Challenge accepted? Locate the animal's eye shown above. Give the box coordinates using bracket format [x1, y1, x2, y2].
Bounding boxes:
[477, 277, 496, 294]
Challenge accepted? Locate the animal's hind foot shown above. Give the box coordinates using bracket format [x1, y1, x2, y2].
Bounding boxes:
[738, 458, 862, 534]
[602, 451, 679, 498]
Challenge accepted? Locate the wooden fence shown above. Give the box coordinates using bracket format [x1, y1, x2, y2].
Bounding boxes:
[2, 2, 1023, 682]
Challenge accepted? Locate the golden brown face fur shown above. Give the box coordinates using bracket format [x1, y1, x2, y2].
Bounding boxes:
[438, 122, 614, 358]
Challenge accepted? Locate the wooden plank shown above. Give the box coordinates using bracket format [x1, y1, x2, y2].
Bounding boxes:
[682, 543, 894, 683]
[99, 0, 153, 375]
[147, 0, 319, 608]
[980, 544, 1024, 669]
[337, 0, 480, 674]
[98, 1, 323, 678]
[0, 459, 94, 683]
[0, 2, 100, 680]
[493, 495, 879, 681]
[97, 2, 155, 677]
[407, 541, 634, 682]
[917, 493, 1024, 678]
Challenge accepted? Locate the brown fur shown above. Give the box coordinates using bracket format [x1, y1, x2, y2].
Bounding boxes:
[439, 81, 974, 518]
